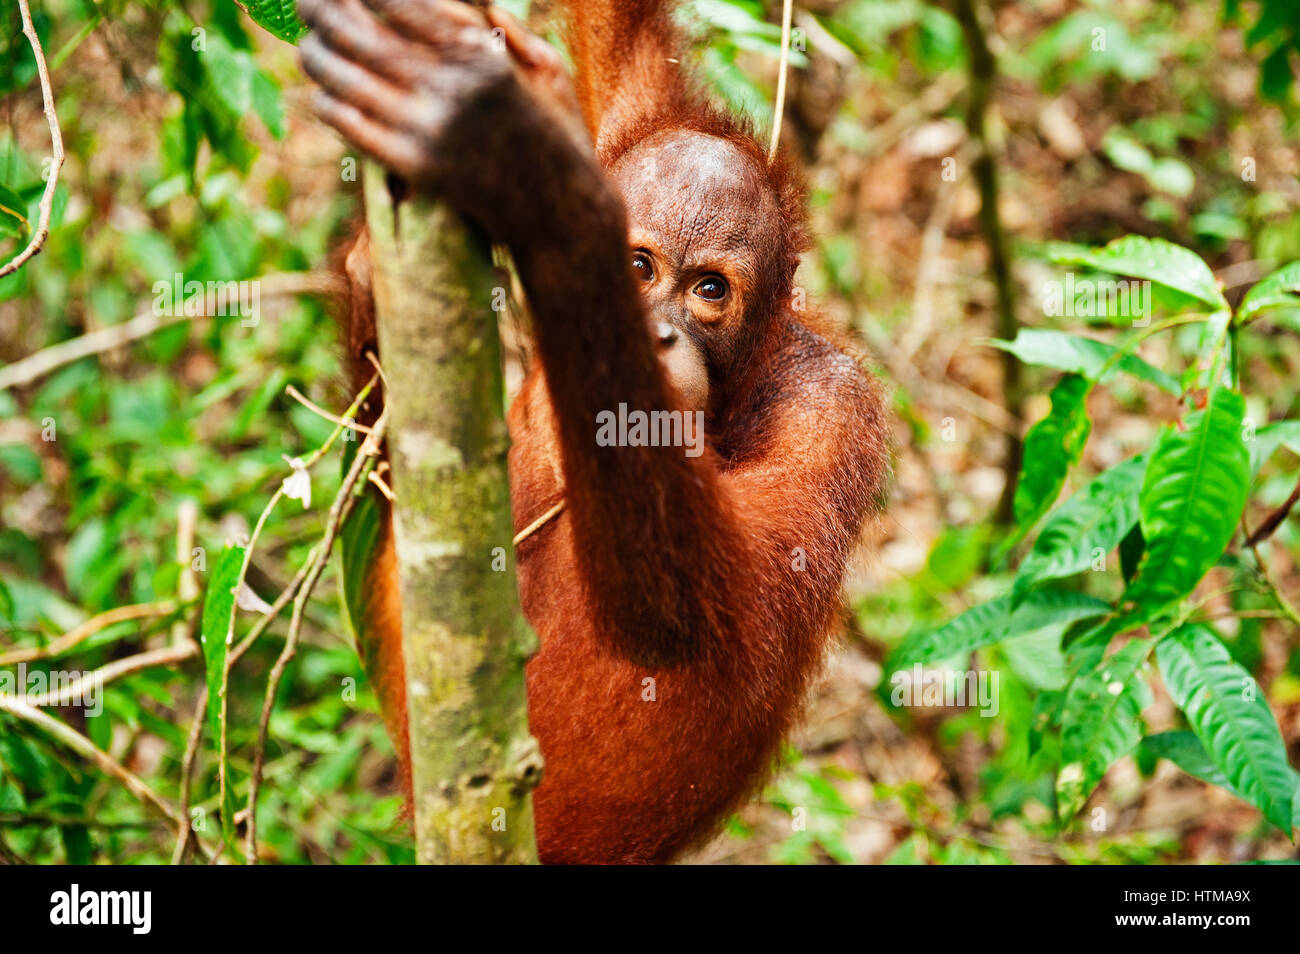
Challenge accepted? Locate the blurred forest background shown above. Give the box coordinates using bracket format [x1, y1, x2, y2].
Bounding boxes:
[1, 0, 1299, 864]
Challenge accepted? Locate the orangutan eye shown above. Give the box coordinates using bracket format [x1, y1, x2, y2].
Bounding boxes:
[694, 275, 728, 301]
[632, 251, 654, 282]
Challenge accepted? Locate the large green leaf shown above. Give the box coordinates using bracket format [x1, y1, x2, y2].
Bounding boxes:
[1013, 455, 1145, 605]
[1047, 235, 1227, 310]
[240, 0, 308, 44]
[1121, 389, 1249, 618]
[890, 590, 1111, 671]
[1238, 261, 1300, 323]
[986, 329, 1179, 394]
[1010, 374, 1093, 541]
[1057, 640, 1153, 819]
[1156, 625, 1295, 834]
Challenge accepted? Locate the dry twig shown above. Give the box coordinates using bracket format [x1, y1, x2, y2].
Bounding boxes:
[0, 272, 342, 391]
[0, 0, 65, 279]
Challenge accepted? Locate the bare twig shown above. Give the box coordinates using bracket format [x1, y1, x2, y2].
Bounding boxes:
[173, 500, 201, 646]
[0, 0, 65, 279]
[171, 688, 208, 865]
[286, 384, 374, 435]
[767, 0, 794, 163]
[1245, 472, 1300, 547]
[368, 464, 395, 501]
[242, 408, 389, 862]
[230, 555, 313, 664]
[0, 601, 177, 665]
[17, 641, 197, 708]
[297, 371, 380, 468]
[0, 271, 342, 391]
[1191, 609, 1289, 623]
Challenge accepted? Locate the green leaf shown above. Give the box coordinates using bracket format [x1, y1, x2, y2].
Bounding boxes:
[890, 590, 1111, 670]
[1100, 131, 1194, 197]
[1057, 640, 1153, 820]
[1047, 235, 1227, 310]
[1156, 625, 1295, 834]
[1101, 128, 1153, 176]
[1010, 374, 1093, 542]
[1239, 262, 1300, 323]
[1001, 626, 1068, 690]
[986, 329, 1179, 394]
[251, 68, 286, 140]
[199, 544, 245, 858]
[201, 34, 253, 118]
[1147, 158, 1195, 198]
[199, 544, 242, 740]
[1013, 456, 1145, 604]
[1139, 731, 1235, 792]
[242, 0, 308, 44]
[1121, 389, 1249, 618]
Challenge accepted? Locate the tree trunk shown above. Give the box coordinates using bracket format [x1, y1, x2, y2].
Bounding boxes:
[363, 164, 542, 864]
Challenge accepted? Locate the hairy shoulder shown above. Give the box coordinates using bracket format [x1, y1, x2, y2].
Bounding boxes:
[719, 315, 891, 547]
[728, 316, 888, 460]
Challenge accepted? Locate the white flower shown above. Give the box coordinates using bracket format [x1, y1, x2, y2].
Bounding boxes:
[235, 581, 273, 615]
[281, 455, 311, 509]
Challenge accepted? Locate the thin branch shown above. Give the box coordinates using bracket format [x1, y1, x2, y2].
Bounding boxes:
[1245, 472, 1300, 546]
[285, 384, 374, 435]
[230, 552, 313, 664]
[172, 499, 201, 646]
[1191, 609, 1288, 623]
[0, 0, 65, 279]
[242, 407, 388, 862]
[0, 271, 343, 392]
[767, 0, 794, 163]
[171, 688, 207, 865]
[16, 641, 197, 708]
[214, 486, 286, 829]
[297, 371, 381, 468]
[0, 601, 176, 665]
